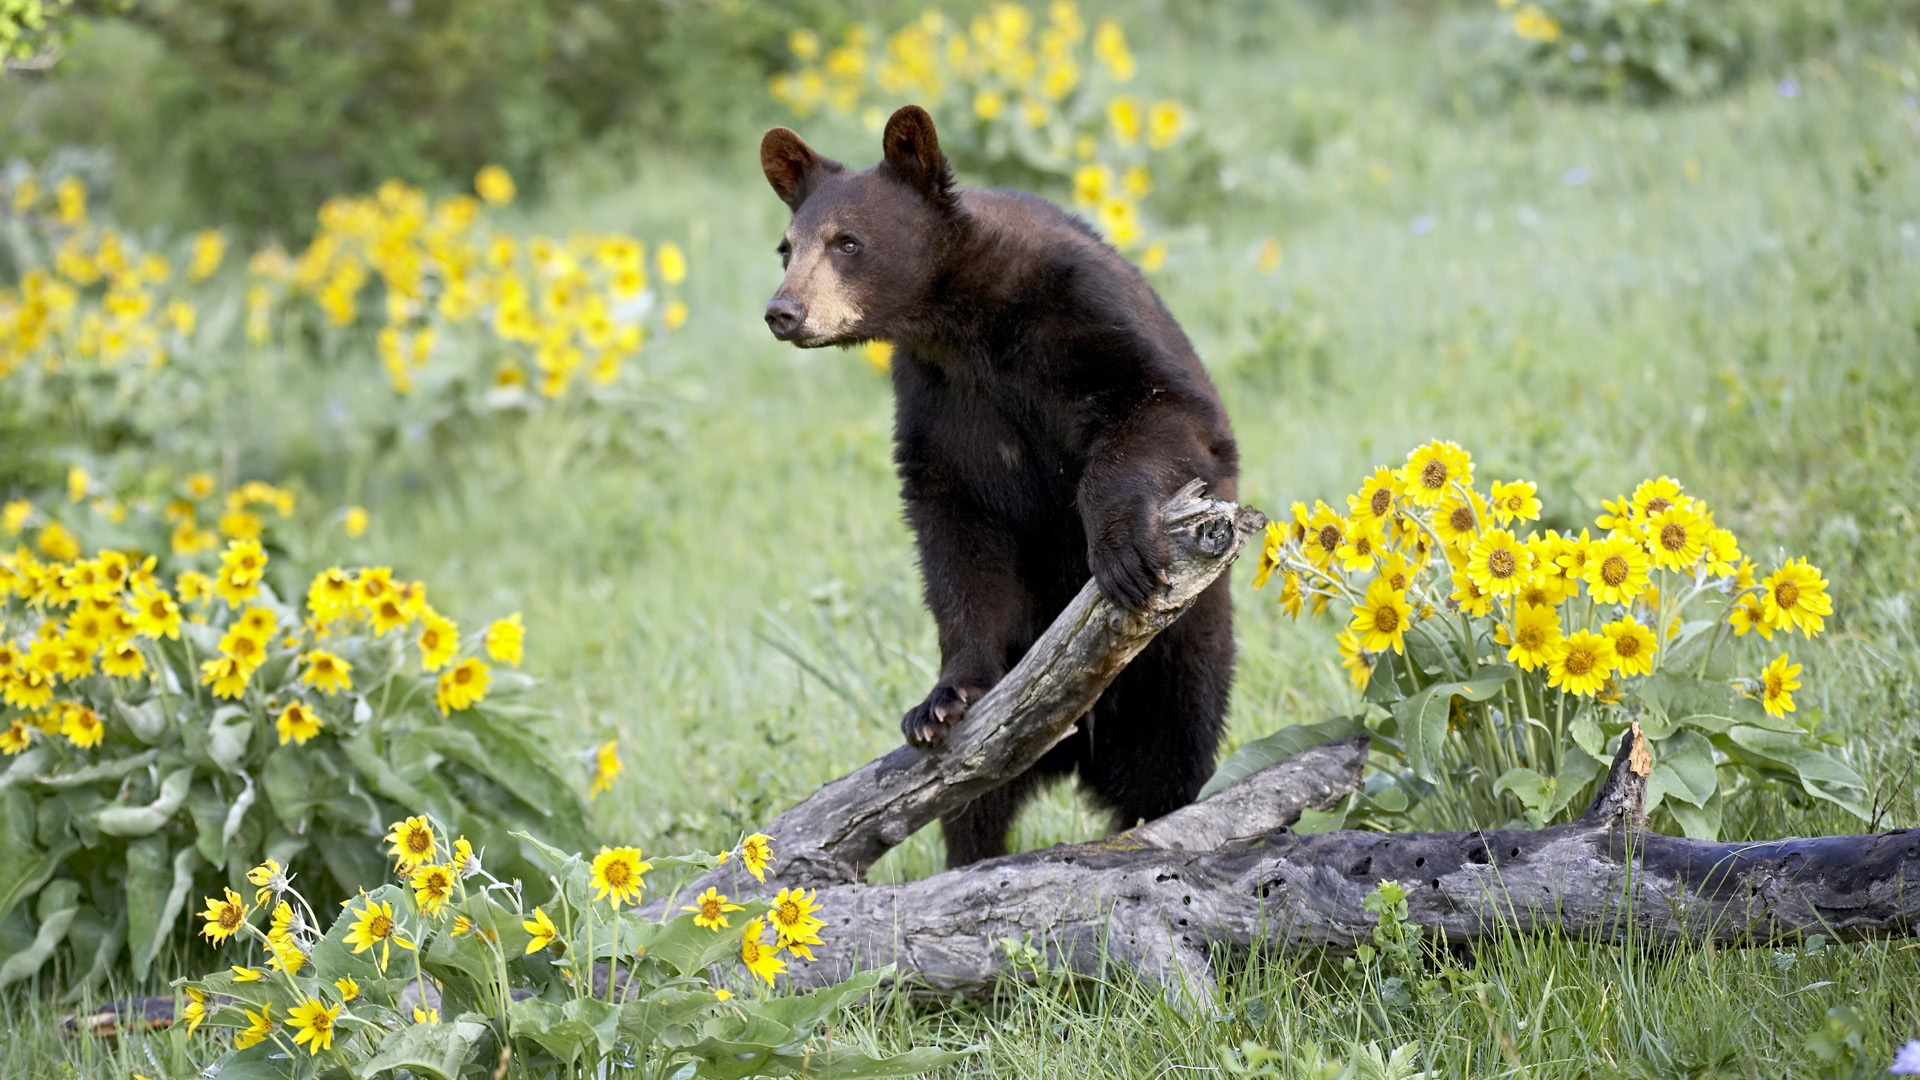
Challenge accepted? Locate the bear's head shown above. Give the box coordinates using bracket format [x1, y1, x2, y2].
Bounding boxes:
[760, 105, 957, 348]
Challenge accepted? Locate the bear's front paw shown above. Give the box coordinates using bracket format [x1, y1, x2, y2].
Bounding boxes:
[1091, 527, 1172, 614]
[902, 684, 978, 749]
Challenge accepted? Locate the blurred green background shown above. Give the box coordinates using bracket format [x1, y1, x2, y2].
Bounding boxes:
[5, 0, 1920, 1076]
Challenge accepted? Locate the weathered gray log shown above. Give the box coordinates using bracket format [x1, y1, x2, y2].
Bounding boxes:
[664, 480, 1268, 903]
[772, 725, 1919, 1004]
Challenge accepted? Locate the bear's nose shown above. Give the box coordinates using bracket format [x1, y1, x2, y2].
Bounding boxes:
[764, 296, 806, 341]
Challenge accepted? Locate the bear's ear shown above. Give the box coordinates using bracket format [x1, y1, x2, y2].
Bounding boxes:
[881, 105, 955, 206]
[761, 127, 841, 212]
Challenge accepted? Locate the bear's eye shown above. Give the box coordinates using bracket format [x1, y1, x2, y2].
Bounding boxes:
[835, 237, 860, 256]
[776, 240, 792, 269]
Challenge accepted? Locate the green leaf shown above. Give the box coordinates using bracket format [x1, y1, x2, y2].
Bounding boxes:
[94, 766, 194, 836]
[0, 880, 79, 988]
[338, 731, 435, 808]
[1665, 789, 1724, 840]
[1644, 729, 1717, 811]
[204, 707, 255, 774]
[123, 837, 171, 981]
[356, 1018, 490, 1080]
[1493, 767, 1551, 812]
[792, 1046, 974, 1079]
[1725, 726, 1871, 820]
[31, 747, 159, 789]
[751, 966, 886, 1032]
[1545, 749, 1603, 820]
[619, 987, 724, 1048]
[1197, 716, 1366, 800]
[0, 839, 77, 927]
[507, 996, 621, 1063]
[1394, 669, 1515, 784]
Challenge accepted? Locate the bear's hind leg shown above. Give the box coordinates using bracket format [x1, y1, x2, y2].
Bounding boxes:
[938, 768, 1053, 869]
[1079, 579, 1233, 832]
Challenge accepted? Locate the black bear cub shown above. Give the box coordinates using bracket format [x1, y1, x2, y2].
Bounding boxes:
[760, 105, 1238, 869]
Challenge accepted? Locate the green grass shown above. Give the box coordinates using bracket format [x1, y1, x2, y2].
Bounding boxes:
[8, 4, 1920, 1077]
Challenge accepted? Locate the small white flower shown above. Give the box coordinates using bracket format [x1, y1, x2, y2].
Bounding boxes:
[1891, 1039, 1920, 1075]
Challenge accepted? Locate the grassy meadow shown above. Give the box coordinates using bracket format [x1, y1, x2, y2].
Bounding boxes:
[7, 3, 1920, 1078]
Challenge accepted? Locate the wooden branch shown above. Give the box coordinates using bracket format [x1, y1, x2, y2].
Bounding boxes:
[666, 481, 1267, 903]
[770, 726, 1919, 1000]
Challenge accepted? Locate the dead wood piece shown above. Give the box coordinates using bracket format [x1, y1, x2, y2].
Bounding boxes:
[770, 727, 1919, 1000]
[666, 480, 1267, 904]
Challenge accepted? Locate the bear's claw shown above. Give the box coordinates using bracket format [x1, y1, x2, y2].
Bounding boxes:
[902, 684, 975, 749]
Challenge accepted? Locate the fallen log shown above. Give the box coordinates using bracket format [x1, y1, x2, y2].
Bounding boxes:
[773, 726, 1919, 1003]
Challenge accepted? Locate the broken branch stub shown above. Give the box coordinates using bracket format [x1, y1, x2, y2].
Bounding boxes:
[675, 480, 1266, 900]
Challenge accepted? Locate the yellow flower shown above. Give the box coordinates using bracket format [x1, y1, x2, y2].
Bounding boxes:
[301, 649, 353, 694]
[2, 499, 31, 535]
[1512, 4, 1562, 41]
[589, 739, 622, 800]
[1449, 564, 1493, 618]
[413, 1006, 439, 1025]
[1433, 490, 1488, 552]
[1250, 521, 1285, 590]
[234, 1004, 273, 1050]
[1728, 596, 1772, 641]
[1147, 100, 1186, 149]
[1644, 502, 1707, 572]
[1336, 630, 1371, 690]
[1759, 559, 1831, 637]
[1467, 528, 1528, 597]
[1628, 476, 1684, 524]
[218, 624, 268, 672]
[344, 898, 416, 971]
[59, 703, 103, 748]
[101, 639, 146, 678]
[1702, 527, 1741, 576]
[306, 568, 356, 623]
[664, 299, 689, 329]
[199, 888, 249, 943]
[275, 701, 324, 746]
[1503, 603, 1563, 672]
[0, 720, 30, 756]
[475, 165, 516, 206]
[343, 506, 369, 538]
[411, 863, 456, 915]
[130, 585, 182, 640]
[1759, 652, 1802, 718]
[1348, 467, 1402, 528]
[434, 657, 491, 715]
[247, 858, 286, 905]
[37, 521, 80, 561]
[188, 230, 226, 281]
[740, 918, 787, 987]
[523, 907, 560, 954]
[1403, 440, 1472, 507]
[181, 986, 207, 1034]
[230, 965, 263, 982]
[740, 833, 774, 882]
[1349, 576, 1412, 655]
[484, 613, 524, 666]
[417, 610, 459, 672]
[1547, 630, 1616, 698]
[1488, 480, 1541, 526]
[453, 836, 476, 874]
[1278, 570, 1304, 618]
[267, 929, 307, 975]
[1302, 504, 1346, 570]
[682, 887, 745, 931]
[1584, 536, 1651, 606]
[335, 976, 359, 1002]
[589, 845, 651, 908]
[386, 816, 437, 871]
[657, 242, 688, 285]
[1603, 618, 1658, 677]
[1335, 518, 1386, 573]
[768, 887, 825, 959]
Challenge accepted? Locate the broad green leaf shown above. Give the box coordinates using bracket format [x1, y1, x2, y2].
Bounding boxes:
[1292, 804, 1349, 834]
[94, 766, 193, 836]
[0, 880, 79, 988]
[620, 987, 724, 1048]
[751, 966, 886, 1033]
[797, 1046, 975, 1079]
[204, 707, 254, 774]
[1644, 730, 1717, 810]
[337, 731, 434, 808]
[1725, 726, 1870, 820]
[0, 839, 76, 926]
[0, 748, 51, 792]
[113, 698, 170, 744]
[1493, 767, 1551, 811]
[261, 747, 318, 825]
[1546, 749, 1603, 820]
[31, 747, 158, 789]
[356, 1018, 490, 1080]
[1569, 711, 1606, 761]
[63, 907, 126, 1002]
[1666, 789, 1724, 840]
[1395, 668, 1515, 784]
[640, 904, 770, 978]
[507, 996, 621, 1063]
[123, 837, 171, 981]
[1198, 716, 1367, 800]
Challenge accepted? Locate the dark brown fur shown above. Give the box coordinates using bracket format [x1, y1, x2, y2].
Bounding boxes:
[762, 106, 1238, 868]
